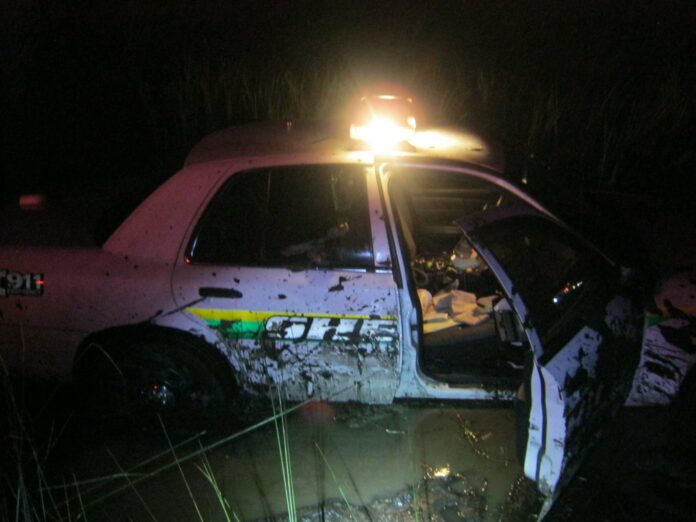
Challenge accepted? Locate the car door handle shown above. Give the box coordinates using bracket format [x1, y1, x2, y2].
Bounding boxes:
[198, 287, 243, 299]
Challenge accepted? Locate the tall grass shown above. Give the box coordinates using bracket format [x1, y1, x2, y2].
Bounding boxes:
[196, 451, 241, 522]
[271, 387, 297, 522]
[50, 398, 317, 520]
[2, 391, 308, 520]
[142, 48, 693, 213]
[2, 328, 42, 520]
[313, 441, 357, 520]
[0, 359, 75, 521]
[2, 1, 692, 201]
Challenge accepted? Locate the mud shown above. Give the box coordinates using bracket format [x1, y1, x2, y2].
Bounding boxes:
[46, 403, 540, 521]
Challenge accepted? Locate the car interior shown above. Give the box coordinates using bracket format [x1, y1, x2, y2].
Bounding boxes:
[389, 170, 529, 386]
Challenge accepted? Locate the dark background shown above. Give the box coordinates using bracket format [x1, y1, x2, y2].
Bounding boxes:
[2, 1, 694, 204]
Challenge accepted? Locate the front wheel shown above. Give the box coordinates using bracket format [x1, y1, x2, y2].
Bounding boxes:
[74, 328, 236, 429]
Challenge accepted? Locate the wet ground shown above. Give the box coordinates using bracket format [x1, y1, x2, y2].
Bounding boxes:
[4, 386, 696, 522]
[27, 401, 540, 522]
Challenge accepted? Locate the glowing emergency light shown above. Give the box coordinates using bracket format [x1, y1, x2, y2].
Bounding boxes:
[350, 95, 416, 151]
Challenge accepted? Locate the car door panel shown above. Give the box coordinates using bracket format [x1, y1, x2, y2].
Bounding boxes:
[457, 206, 641, 503]
[172, 163, 401, 403]
[174, 266, 400, 403]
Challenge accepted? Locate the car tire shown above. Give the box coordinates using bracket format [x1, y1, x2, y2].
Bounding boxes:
[73, 327, 237, 430]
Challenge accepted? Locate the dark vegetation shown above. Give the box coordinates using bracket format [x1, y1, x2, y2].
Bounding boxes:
[3, 1, 694, 270]
[2, 1, 694, 203]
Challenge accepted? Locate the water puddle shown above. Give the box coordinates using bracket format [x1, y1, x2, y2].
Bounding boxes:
[54, 403, 541, 521]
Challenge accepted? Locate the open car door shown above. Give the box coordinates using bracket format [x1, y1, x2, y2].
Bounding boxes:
[457, 205, 641, 514]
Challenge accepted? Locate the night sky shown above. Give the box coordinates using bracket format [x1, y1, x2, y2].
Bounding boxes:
[2, 1, 694, 207]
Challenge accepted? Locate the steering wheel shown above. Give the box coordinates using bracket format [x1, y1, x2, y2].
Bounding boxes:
[412, 266, 430, 288]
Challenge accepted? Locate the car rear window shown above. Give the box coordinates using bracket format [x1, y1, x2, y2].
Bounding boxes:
[189, 164, 374, 269]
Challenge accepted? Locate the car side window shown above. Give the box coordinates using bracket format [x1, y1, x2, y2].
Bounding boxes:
[189, 164, 374, 269]
[189, 169, 268, 265]
[474, 215, 614, 359]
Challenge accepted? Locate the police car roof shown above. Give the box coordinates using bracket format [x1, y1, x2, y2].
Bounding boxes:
[185, 121, 505, 173]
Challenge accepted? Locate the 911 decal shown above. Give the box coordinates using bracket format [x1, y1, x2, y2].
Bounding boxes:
[0, 269, 44, 297]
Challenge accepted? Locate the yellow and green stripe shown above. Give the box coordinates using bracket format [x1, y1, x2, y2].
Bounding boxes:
[186, 308, 397, 341]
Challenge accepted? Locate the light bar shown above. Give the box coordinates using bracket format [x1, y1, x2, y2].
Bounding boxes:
[350, 95, 416, 151]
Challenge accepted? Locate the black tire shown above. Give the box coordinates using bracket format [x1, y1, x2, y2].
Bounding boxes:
[73, 327, 236, 429]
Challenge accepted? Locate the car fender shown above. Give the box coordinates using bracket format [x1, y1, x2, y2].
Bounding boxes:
[626, 270, 696, 406]
[150, 308, 245, 377]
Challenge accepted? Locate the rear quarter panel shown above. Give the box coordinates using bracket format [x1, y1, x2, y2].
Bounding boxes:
[0, 249, 176, 380]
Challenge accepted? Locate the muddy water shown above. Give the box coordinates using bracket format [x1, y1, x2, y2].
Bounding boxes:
[68, 403, 539, 521]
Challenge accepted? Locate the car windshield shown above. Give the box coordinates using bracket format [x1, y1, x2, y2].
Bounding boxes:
[387, 167, 524, 264]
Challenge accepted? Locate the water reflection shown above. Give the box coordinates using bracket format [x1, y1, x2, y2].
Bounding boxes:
[77, 403, 540, 521]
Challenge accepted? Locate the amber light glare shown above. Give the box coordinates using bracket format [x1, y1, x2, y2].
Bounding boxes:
[350, 95, 416, 152]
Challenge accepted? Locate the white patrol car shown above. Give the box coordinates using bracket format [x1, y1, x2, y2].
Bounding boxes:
[1, 95, 694, 510]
